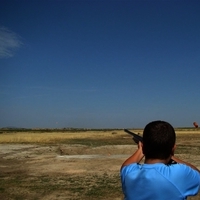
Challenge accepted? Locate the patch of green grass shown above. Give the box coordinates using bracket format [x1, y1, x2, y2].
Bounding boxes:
[0, 173, 122, 200]
[85, 173, 121, 197]
[175, 145, 200, 154]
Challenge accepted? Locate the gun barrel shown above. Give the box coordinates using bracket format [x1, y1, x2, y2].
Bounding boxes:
[124, 129, 143, 143]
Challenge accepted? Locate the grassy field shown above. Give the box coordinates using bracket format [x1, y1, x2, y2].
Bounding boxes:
[0, 128, 199, 143]
[0, 128, 200, 200]
[0, 130, 126, 143]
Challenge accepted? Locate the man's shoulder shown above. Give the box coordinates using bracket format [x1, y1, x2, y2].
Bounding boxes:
[154, 163, 199, 180]
[120, 163, 140, 175]
[121, 163, 193, 176]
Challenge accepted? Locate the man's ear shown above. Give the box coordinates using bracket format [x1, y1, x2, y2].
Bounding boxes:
[142, 143, 145, 154]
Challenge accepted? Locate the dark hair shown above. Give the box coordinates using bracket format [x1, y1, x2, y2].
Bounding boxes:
[142, 120, 176, 159]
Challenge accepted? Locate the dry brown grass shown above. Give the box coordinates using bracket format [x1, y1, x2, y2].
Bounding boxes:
[0, 130, 125, 143]
[0, 128, 199, 144]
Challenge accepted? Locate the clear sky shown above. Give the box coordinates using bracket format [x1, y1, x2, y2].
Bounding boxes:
[0, 0, 200, 129]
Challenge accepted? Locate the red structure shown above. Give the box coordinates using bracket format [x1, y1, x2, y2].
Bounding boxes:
[193, 122, 198, 128]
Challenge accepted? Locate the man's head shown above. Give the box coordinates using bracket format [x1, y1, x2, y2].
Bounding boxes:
[142, 120, 176, 160]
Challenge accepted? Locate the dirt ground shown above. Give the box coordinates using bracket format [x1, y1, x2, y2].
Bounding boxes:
[0, 143, 132, 200]
[1, 133, 200, 199]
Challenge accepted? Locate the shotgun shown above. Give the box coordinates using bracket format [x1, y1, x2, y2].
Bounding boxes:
[124, 129, 143, 144]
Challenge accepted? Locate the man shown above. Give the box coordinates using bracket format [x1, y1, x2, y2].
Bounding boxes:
[120, 120, 200, 200]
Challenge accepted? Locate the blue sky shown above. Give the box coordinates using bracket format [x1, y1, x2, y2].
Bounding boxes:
[0, 0, 200, 129]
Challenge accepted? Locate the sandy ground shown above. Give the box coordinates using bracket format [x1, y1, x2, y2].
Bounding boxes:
[0, 144, 135, 200]
[0, 144, 133, 175]
[1, 140, 200, 199]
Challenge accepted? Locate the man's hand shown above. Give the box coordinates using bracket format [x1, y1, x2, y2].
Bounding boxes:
[138, 141, 143, 150]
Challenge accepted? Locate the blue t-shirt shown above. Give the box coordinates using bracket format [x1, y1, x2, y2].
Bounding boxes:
[121, 163, 200, 200]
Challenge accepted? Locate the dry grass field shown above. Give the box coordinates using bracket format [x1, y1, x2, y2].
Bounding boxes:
[0, 128, 200, 200]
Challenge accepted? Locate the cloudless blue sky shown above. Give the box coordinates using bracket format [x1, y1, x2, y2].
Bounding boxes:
[0, 0, 200, 129]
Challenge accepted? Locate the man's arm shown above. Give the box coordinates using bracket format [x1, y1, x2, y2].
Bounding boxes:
[171, 155, 200, 173]
[121, 141, 144, 169]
